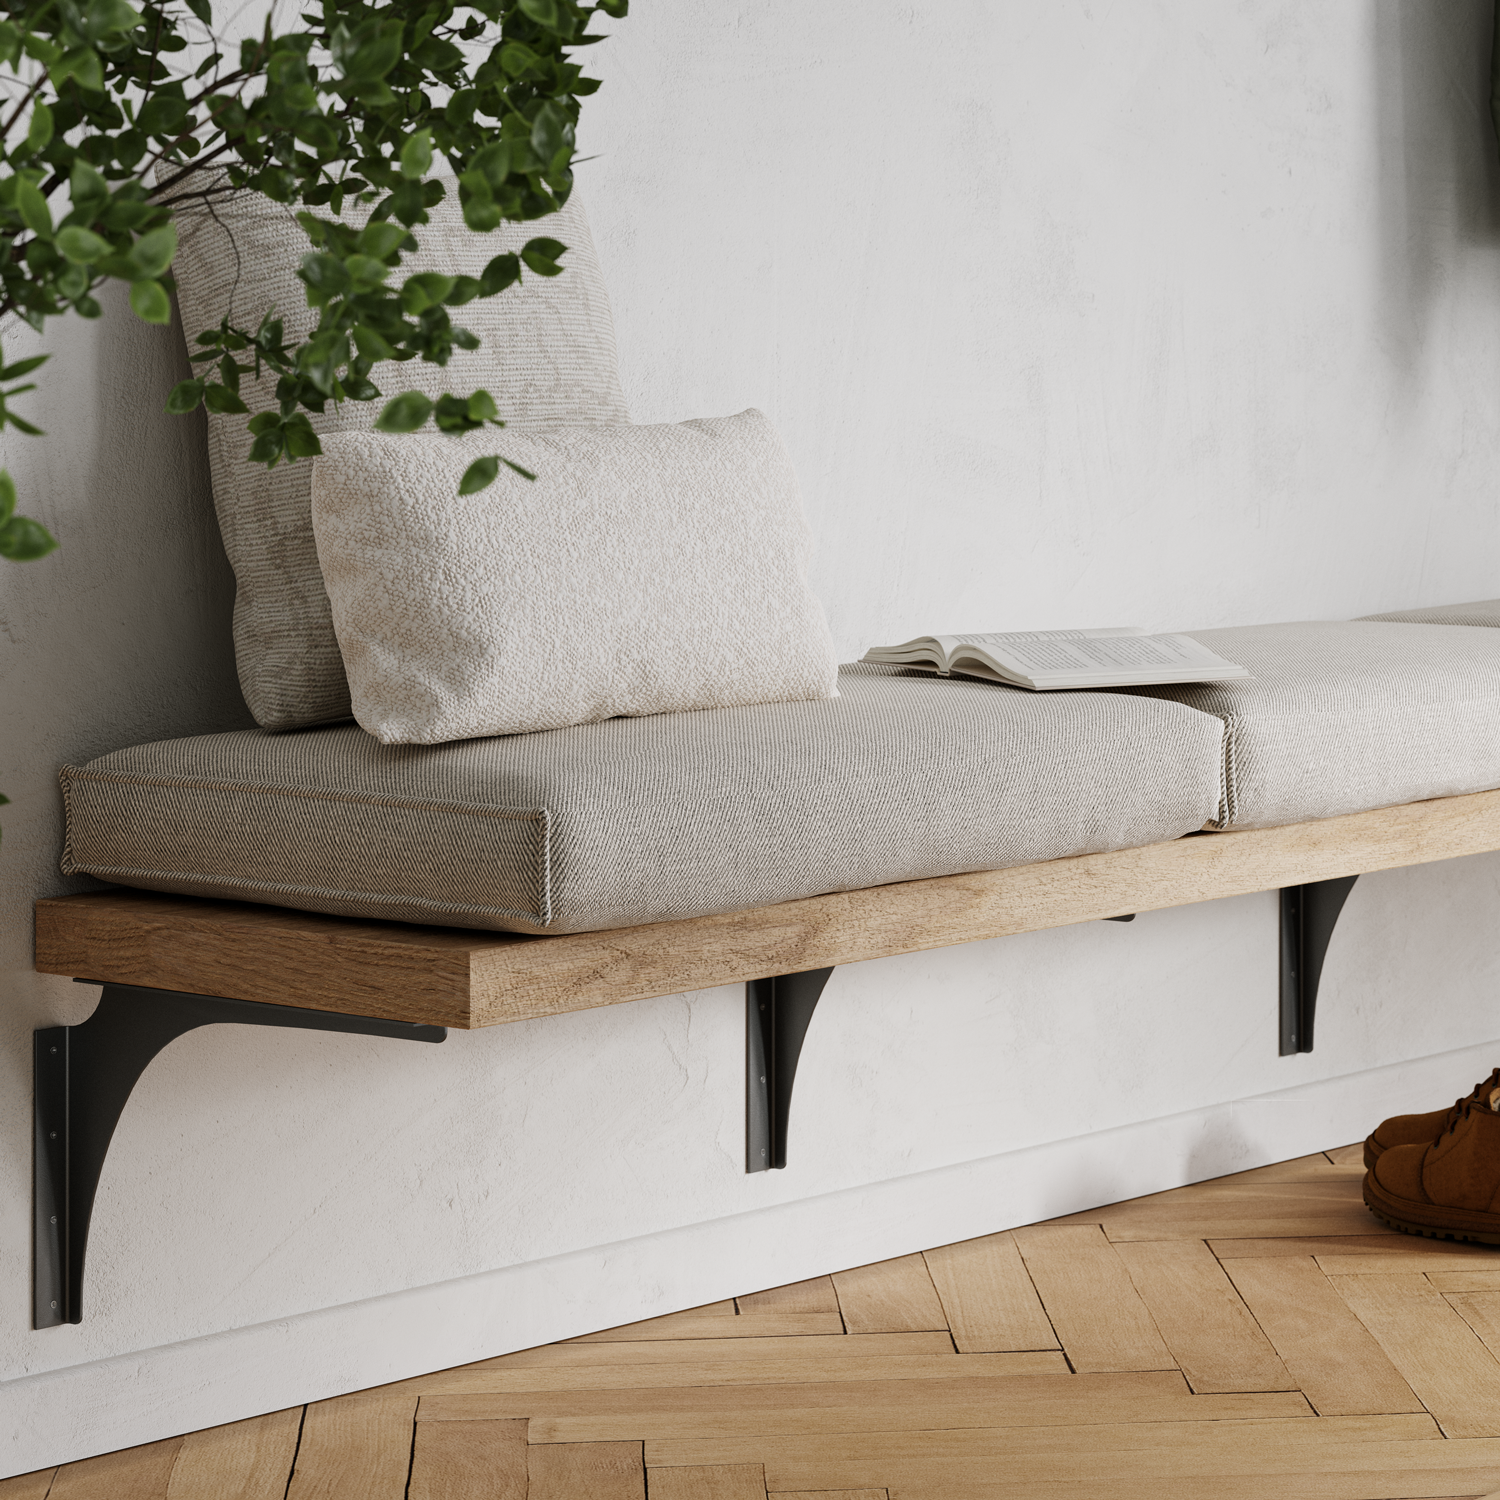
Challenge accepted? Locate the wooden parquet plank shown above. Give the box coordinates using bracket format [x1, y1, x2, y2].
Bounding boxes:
[1329, 1274, 1500, 1437]
[647, 1464, 767, 1499]
[1429, 1272, 1500, 1292]
[1443, 1289, 1500, 1360]
[398, 1351, 1065, 1397]
[483, 1333, 956, 1370]
[570, 1312, 844, 1341]
[408, 1418, 525, 1500]
[48, 1438, 183, 1500]
[165, 1409, 302, 1499]
[737, 1279, 839, 1314]
[880, 1476, 1494, 1500]
[0, 1472, 57, 1499]
[644, 1414, 1444, 1493]
[1320, 1251, 1500, 1273]
[1112, 1240, 1293, 1392]
[832, 1255, 948, 1334]
[527, 1440, 644, 1499]
[1211, 1236, 1445, 1260]
[771, 1493, 888, 1500]
[922, 1233, 1057, 1352]
[1010, 1225, 1175, 1373]
[517, 1371, 1309, 1444]
[285, 1396, 417, 1500]
[1223, 1256, 1423, 1415]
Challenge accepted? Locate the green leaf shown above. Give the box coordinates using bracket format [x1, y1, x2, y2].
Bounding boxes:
[466, 390, 498, 422]
[374, 391, 433, 432]
[400, 128, 433, 181]
[479, 252, 521, 296]
[520, 236, 566, 276]
[129, 279, 171, 324]
[0, 355, 48, 381]
[356, 222, 409, 260]
[70, 160, 109, 212]
[284, 416, 322, 458]
[26, 103, 54, 154]
[128, 225, 177, 279]
[461, 194, 501, 233]
[501, 457, 537, 481]
[0, 515, 58, 561]
[352, 325, 398, 361]
[57, 226, 110, 264]
[518, 0, 568, 34]
[52, 46, 104, 93]
[444, 275, 483, 306]
[343, 22, 404, 82]
[0, 470, 14, 524]
[84, 0, 142, 39]
[458, 455, 499, 495]
[16, 180, 53, 239]
[203, 385, 249, 415]
[165, 378, 203, 414]
[400, 272, 456, 314]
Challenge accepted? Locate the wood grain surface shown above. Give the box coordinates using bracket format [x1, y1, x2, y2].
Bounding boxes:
[33, 1142, 1500, 1498]
[35, 784, 1500, 1028]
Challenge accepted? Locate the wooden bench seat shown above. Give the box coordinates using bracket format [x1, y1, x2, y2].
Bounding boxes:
[38, 783, 1500, 1029]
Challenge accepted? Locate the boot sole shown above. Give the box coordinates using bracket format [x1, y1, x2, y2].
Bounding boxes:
[1363, 1175, 1500, 1246]
[1363, 1135, 1381, 1171]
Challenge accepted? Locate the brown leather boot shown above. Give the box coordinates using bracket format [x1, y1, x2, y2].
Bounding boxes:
[1364, 1097, 1500, 1243]
[1363, 1067, 1500, 1169]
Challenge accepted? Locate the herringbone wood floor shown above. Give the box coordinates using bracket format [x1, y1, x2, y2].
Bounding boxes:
[15, 1144, 1500, 1499]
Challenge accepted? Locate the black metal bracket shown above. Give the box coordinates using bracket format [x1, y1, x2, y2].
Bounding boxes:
[34, 981, 445, 1329]
[1279, 876, 1358, 1055]
[746, 968, 834, 1172]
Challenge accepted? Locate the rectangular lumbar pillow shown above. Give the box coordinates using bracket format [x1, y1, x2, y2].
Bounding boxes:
[310, 410, 840, 743]
[170, 187, 630, 732]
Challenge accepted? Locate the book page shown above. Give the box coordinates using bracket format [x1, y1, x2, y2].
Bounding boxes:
[953, 631, 1245, 685]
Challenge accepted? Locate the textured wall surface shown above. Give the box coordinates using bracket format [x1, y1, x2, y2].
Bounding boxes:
[5, 0, 1500, 1471]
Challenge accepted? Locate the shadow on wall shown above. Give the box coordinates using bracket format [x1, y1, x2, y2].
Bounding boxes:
[1373, 0, 1500, 356]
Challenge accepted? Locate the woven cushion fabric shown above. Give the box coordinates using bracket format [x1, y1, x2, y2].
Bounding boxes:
[1360, 599, 1500, 628]
[171, 187, 629, 732]
[311, 411, 839, 744]
[60, 666, 1226, 935]
[1118, 621, 1500, 830]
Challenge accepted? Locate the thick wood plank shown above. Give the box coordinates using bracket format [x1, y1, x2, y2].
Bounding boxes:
[569, 1312, 845, 1342]
[1112, 1240, 1294, 1392]
[769, 1494, 887, 1500]
[1223, 1257, 1423, 1415]
[1442, 1290, 1500, 1360]
[832, 1255, 948, 1334]
[38, 787, 1500, 1028]
[1329, 1274, 1500, 1438]
[922, 1233, 1058, 1352]
[527, 1441, 644, 1499]
[166, 1409, 303, 1500]
[1428, 1272, 1500, 1292]
[736, 1279, 840, 1315]
[1325, 1144, 1366, 1167]
[1318, 1250, 1500, 1274]
[407, 1418, 526, 1500]
[285, 1396, 417, 1500]
[1010, 1225, 1175, 1373]
[48, 1438, 183, 1500]
[647, 1464, 767, 1500]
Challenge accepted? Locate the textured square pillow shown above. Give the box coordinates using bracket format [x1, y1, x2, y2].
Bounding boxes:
[171, 186, 630, 731]
[310, 410, 839, 743]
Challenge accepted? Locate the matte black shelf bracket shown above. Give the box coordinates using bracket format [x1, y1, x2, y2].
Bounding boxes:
[746, 968, 834, 1172]
[1279, 875, 1358, 1055]
[34, 980, 445, 1329]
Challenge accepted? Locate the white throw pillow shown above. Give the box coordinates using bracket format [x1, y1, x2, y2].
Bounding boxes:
[310, 410, 839, 744]
[171, 186, 630, 732]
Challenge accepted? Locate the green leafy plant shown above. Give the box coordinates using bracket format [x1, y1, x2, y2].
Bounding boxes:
[0, 0, 626, 828]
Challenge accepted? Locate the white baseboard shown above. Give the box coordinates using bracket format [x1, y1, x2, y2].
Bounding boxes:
[5, 1038, 1493, 1477]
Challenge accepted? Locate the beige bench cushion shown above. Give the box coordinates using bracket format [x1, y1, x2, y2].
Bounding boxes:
[172, 188, 630, 734]
[1361, 599, 1500, 628]
[1123, 621, 1500, 829]
[60, 666, 1225, 935]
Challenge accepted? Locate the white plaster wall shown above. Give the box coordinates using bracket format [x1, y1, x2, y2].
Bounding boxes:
[5, 0, 1500, 1472]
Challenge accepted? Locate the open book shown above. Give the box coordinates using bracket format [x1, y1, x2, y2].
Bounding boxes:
[861, 627, 1249, 691]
